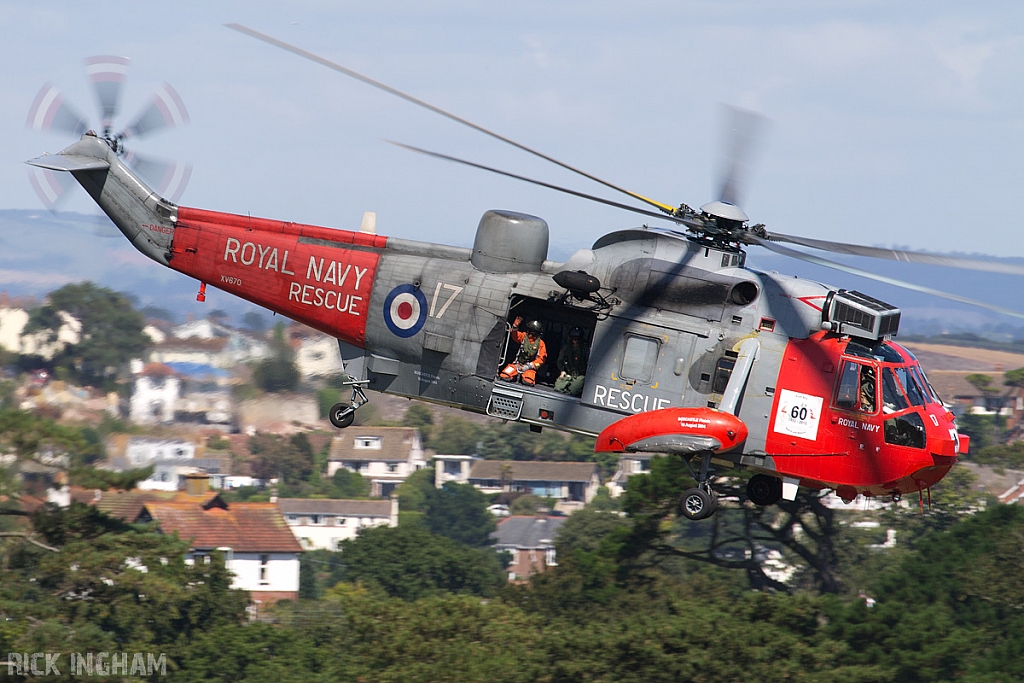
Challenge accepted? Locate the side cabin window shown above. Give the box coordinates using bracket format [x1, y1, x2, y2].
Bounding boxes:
[834, 360, 877, 414]
[620, 335, 660, 383]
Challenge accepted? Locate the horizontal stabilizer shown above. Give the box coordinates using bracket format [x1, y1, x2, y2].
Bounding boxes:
[25, 153, 110, 173]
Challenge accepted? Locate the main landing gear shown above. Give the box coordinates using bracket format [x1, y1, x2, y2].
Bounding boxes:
[329, 374, 370, 429]
[678, 452, 718, 521]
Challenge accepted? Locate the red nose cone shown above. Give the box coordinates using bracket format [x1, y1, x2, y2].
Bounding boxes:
[595, 407, 748, 454]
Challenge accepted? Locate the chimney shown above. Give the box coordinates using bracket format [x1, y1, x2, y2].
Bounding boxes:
[184, 471, 210, 496]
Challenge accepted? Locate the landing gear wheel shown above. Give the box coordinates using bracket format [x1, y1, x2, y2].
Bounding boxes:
[679, 487, 716, 520]
[329, 403, 355, 429]
[747, 474, 783, 507]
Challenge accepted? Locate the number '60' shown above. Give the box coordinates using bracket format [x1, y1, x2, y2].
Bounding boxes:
[790, 405, 808, 420]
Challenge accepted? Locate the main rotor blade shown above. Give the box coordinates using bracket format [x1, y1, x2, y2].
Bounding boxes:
[387, 141, 686, 226]
[226, 23, 679, 217]
[26, 84, 89, 136]
[767, 232, 1024, 276]
[717, 105, 767, 207]
[121, 82, 190, 140]
[85, 56, 130, 136]
[748, 235, 1024, 320]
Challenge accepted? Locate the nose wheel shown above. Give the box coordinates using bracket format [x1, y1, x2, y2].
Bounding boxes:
[678, 452, 719, 521]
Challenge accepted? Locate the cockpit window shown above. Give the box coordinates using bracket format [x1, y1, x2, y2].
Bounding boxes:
[882, 368, 911, 413]
[892, 366, 926, 407]
[844, 340, 904, 363]
[835, 361, 877, 413]
[910, 366, 941, 405]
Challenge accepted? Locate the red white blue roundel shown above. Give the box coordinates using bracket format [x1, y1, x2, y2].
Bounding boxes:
[383, 284, 428, 338]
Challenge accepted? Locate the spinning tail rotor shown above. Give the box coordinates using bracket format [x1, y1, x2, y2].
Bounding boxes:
[26, 56, 192, 210]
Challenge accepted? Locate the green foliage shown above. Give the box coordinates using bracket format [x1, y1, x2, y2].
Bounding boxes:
[403, 403, 434, 444]
[970, 440, 1024, 469]
[1004, 365, 1024, 387]
[956, 412, 1003, 451]
[69, 465, 154, 491]
[965, 372, 998, 393]
[332, 525, 505, 600]
[329, 466, 370, 498]
[248, 432, 314, 483]
[316, 387, 341, 418]
[0, 409, 99, 466]
[395, 466, 436, 513]
[252, 321, 299, 392]
[422, 481, 496, 547]
[23, 282, 150, 388]
[2, 503, 249, 664]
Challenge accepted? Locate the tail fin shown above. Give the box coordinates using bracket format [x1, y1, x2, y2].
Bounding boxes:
[26, 132, 177, 265]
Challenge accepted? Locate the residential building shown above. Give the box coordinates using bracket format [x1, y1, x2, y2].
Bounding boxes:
[607, 453, 654, 498]
[278, 497, 398, 550]
[129, 362, 181, 424]
[491, 515, 566, 582]
[92, 475, 302, 604]
[326, 427, 427, 498]
[433, 454, 478, 488]
[467, 460, 601, 512]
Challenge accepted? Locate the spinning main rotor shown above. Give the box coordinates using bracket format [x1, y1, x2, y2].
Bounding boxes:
[227, 23, 1024, 320]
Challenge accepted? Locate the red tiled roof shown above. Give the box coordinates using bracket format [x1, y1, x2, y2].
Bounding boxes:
[145, 501, 302, 553]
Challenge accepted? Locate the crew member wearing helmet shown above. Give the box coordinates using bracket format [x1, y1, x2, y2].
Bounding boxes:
[500, 317, 547, 386]
[554, 326, 588, 397]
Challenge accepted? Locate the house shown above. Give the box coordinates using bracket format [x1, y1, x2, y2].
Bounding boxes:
[288, 326, 345, 379]
[433, 454, 478, 488]
[92, 475, 302, 604]
[606, 453, 654, 498]
[129, 362, 181, 424]
[326, 427, 427, 498]
[277, 497, 398, 550]
[491, 515, 566, 582]
[467, 460, 601, 512]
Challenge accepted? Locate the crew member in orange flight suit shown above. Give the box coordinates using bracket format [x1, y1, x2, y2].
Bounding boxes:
[500, 317, 547, 386]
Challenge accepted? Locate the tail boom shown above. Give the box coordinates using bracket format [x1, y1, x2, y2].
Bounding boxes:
[170, 207, 385, 347]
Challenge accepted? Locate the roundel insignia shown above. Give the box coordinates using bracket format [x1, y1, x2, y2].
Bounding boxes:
[383, 284, 428, 338]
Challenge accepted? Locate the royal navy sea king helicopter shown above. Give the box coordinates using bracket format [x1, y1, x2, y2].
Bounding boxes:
[27, 25, 1024, 520]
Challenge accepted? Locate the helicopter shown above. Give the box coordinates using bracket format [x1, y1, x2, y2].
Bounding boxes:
[26, 25, 1024, 520]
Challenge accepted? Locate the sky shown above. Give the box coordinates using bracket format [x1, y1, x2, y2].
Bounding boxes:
[3, 2, 1024, 324]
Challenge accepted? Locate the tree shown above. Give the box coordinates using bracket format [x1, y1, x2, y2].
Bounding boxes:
[248, 432, 314, 483]
[332, 525, 505, 600]
[241, 310, 267, 334]
[23, 282, 150, 388]
[422, 482, 496, 547]
[331, 467, 370, 498]
[252, 321, 299, 392]
[403, 403, 434, 445]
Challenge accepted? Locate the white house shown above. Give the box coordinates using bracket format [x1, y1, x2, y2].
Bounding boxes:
[467, 460, 602, 513]
[0, 307, 81, 358]
[434, 454, 479, 488]
[294, 334, 345, 379]
[607, 453, 655, 498]
[123, 436, 196, 466]
[278, 497, 398, 550]
[129, 362, 182, 424]
[326, 427, 427, 498]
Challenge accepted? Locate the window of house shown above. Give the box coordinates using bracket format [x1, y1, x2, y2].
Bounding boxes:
[545, 547, 557, 567]
[444, 461, 461, 475]
[387, 463, 398, 473]
[620, 335, 660, 383]
[259, 554, 269, 585]
[310, 515, 321, 525]
[354, 436, 382, 449]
